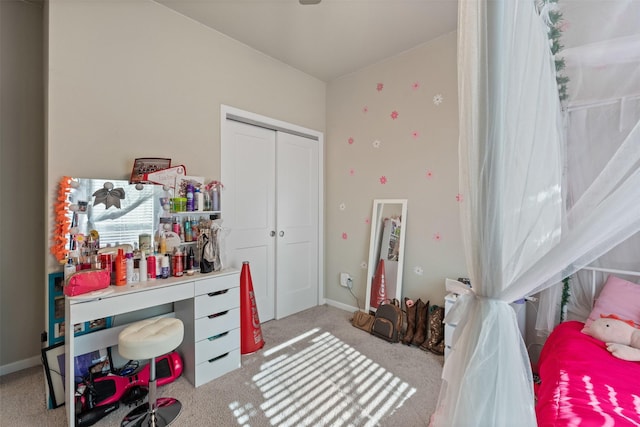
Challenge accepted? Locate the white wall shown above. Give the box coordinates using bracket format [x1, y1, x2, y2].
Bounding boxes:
[45, 0, 326, 270]
[325, 32, 465, 310]
[0, 0, 45, 372]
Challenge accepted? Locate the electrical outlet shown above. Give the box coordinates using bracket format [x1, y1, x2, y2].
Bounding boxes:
[340, 273, 351, 288]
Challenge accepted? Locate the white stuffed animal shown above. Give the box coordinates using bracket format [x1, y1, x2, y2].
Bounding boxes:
[581, 315, 640, 362]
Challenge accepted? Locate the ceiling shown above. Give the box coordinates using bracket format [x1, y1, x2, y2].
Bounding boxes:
[155, 0, 458, 82]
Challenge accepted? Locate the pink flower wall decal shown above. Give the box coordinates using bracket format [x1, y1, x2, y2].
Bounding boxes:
[412, 82, 420, 90]
[349, 168, 355, 176]
[379, 176, 388, 185]
[365, 218, 370, 225]
[456, 193, 464, 202]
[412, 131, 419, 139]
[390, 110, 399, 120]
[377, 83, 384, 92]
[363, 106, 369, 113]
[433, 232, 442, 241]
[425, 170, 434, 179]
[348, 137, 354, 145]
[342, 232, 348, 240]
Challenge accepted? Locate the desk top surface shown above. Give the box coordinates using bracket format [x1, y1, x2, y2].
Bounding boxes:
[67, 268, 240, 304]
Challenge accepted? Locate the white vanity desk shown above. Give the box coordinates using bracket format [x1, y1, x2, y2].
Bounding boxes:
[64, 268, 240, 427]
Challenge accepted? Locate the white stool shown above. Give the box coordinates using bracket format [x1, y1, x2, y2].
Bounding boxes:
[118, 317, 184, 427]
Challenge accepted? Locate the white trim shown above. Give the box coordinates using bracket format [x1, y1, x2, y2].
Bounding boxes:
[324, 298, 358, 313]
[220, 105, 325, 308]
[0, 355, 41, 377]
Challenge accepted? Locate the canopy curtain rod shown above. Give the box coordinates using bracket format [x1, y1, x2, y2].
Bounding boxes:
[567, 93, 640, 112]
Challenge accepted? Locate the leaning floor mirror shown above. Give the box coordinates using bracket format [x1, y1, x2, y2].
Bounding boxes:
[365, 199, 408, 313]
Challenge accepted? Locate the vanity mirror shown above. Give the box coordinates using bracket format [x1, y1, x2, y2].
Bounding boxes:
[65, 178, 165, 253]
[364, 199, 408, 313]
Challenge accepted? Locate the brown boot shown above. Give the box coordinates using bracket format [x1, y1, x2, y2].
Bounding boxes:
[411, 299, 429, 346]
[402, 298, 416, 345]
[420, 305, 445, 355]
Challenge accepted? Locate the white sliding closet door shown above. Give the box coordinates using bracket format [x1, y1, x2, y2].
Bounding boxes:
[222, 114, 320, 321]
[222, 120, 277, 321]
[276, 132, 319, 319]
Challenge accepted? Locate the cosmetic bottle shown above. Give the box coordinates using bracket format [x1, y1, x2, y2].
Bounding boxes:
[173, 248, 184, 277]
[115, 249, 127, 286]
[147, 252, 156, 280]
[186, 184, 194, 212]
[195, 188, 204, 211]
[159, 233, 167, 255]
[203, 190, 212, 211]
[125, 252, 134, 284]
[184, 218, 192, 242]
[64, 258, 76, 283]
[187, 246, 195, 271]
[156, 252, 163, 278]
[191, 217, 199, 240]
[161, 255, 170, 279]
[212, 186, 220, 211]
[139, 251, 147, 282]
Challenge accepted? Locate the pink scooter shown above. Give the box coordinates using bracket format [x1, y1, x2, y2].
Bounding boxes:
[75, 351, 183, 426]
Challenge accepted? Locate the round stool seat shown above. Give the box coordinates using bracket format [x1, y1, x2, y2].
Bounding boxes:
[119, 318, 184, 361]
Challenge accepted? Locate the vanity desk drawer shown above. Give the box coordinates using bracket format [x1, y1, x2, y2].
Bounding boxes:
[195, 327, 240, 365]
[195, 307, 240, 341]
[194, 286, 239, 318]
[196, 274, 240, 296]
[194, 348, 241, 387]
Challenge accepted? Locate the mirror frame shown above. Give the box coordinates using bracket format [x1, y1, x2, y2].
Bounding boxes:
[64, 178, 165, 254]
[364, 199, 408, 313]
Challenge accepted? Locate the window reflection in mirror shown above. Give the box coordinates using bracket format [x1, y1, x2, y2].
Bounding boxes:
[66, 179, 164, 252]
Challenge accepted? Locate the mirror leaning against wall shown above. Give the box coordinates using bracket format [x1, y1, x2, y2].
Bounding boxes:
[365, 199, 408, 313]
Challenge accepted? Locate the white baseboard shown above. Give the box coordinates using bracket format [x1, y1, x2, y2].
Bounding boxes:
[0, 355, 41, 377]
[324, 298, 358, 313]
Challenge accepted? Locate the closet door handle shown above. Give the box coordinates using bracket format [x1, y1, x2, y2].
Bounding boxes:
[270, 230, 276, 237]
[279, 231, 285, 237]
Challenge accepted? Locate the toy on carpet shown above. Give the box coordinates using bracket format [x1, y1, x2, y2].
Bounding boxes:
[75, 351, 183, 426]
[581, 314, 640, 362]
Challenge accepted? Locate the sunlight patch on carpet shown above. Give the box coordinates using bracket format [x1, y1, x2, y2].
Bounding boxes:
[228, 328, 417, 426]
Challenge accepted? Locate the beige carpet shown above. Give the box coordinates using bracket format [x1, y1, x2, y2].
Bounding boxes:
[0, 304, 443, 426]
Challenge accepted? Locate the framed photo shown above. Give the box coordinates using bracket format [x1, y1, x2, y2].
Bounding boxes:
[130, 157, 171, 184]
[42, 343, 113, 409]
[42, 342, 65, 408]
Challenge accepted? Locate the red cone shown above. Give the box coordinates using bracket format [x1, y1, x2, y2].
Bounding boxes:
[370, 259, 387, 309]
[240, 261, 265, 354]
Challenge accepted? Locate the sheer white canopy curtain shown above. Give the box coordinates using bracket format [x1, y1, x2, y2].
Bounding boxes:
[557, 0, 640, 324]
[430, 1, 640, 426]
